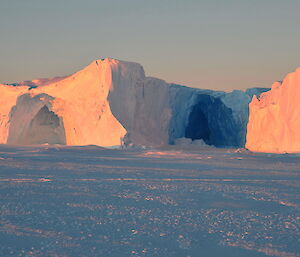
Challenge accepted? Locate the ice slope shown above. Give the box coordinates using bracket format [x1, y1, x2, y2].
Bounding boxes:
[0, 58, 268, 147]
[246, 68, 300, 153]
[0, 84, 29, 143]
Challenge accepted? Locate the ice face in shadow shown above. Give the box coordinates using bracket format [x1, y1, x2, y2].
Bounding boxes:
[108, 68, 254, 148]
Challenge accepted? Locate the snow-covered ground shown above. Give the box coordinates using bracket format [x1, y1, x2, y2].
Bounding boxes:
[0, 145, 299, 257]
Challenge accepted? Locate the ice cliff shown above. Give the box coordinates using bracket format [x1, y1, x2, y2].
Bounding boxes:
[246, 68, 300, 153]
[0, 58, 268, 147]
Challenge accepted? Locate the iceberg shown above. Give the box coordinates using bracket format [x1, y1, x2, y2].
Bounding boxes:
[0, 58, 268, 148]
[246, 68, 300, 153]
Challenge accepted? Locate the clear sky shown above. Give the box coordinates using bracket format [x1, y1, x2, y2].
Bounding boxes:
[1, 0, 300, 91]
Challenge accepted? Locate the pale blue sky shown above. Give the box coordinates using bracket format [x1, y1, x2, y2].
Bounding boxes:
[1, 0, 300, 91]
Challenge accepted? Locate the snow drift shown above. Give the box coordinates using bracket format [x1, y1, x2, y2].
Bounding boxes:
[0, 58, 267, 147]
[246, 68, 300, 153]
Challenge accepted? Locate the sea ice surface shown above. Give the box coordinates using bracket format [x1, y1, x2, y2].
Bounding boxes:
[0, 145, 299, 257]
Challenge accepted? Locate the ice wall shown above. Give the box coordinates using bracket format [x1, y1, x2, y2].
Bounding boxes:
[246, 68, 300, 153]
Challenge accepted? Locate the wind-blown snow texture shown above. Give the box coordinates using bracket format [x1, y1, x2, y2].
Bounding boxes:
[247, 68, 300, 153]
[0, 58, 268, 148]
[0, 145, 299, 257]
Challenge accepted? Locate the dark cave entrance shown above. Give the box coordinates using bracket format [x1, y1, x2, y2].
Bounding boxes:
[184, 94, 240, 147]
[185, 105, 210, 144]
